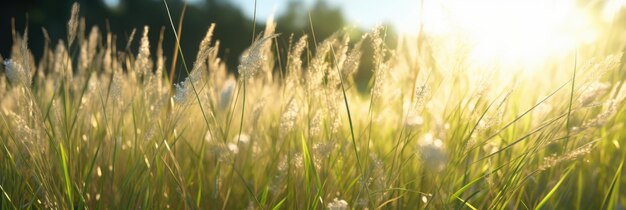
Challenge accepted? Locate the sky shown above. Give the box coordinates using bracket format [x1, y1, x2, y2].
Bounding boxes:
[195, 0, 625, 63]
[225, 0, 422, 34]
[103, 0, 423, 33]
[207, 0, 624, 66]
[103, 0, 626, 36]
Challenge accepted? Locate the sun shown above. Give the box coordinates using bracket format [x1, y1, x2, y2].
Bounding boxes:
[412, 0, 599, 68]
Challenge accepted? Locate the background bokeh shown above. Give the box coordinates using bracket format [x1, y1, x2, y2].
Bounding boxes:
[2, 0, 625, 82]
[1, 0, 399, 82]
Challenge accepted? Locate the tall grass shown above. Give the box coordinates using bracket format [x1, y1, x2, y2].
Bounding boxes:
[1, 3, 626, 209]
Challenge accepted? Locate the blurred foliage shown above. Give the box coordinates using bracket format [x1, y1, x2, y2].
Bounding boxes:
[0, 0, 398, 82]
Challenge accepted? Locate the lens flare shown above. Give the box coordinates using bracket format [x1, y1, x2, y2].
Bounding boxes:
[413, 0, 599, 69]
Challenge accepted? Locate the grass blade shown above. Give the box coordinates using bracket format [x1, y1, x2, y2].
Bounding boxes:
[601, 159, 623, 210]
[534, 166, 573, 210]
[59, 143, 73, 209]
[272, 197, 287, 210]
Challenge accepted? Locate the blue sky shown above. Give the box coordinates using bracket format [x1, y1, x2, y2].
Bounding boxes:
[103, 0, 422, 33]
[103, 0, 625, 36]
[225, 0, 421, 33]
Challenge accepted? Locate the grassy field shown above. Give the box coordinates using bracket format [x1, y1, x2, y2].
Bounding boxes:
[1, 2, 626, 209]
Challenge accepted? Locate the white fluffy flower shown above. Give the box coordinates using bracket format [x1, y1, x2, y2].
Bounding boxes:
[219, 79, 236, 109]
[227, 143, 239, 154]
[204, 130, 213, 143]
[67, 2, 80, 46]
[238, 34, 278, 79]
[405, 114, 424, 129]
[3, 59, 30, 87]
[417, 132, 447, 171]
[279, 98, 299, 136]
[134, 26, 152, 77]
[233, 133, 250, 145]
[579, 82, 609, 106]
[327, 198, 348, 210]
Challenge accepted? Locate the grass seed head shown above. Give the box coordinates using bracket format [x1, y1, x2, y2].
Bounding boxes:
[67, 2, 80, 46]
[195, 24, 216, 66]
[134, 26, 152, 77]
[539, 143, 593, 171]
[579, 82, 610, 107]
[417, 132, 447, 171]
[219, 78, 236, 109]
[238, 34, 278, 79]
[327, 198, 349, 210]
[3, 59, 30, 87]
[279, 97, 299, 137]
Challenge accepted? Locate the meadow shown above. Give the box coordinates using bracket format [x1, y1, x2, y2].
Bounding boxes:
[1, 2, 626, 209]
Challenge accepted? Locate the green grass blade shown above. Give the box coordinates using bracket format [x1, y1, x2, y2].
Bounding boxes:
[601, 159, 623, 210]
[272, 197, 287, 210]
[0, 184, 17, 210]
[59, 143, 74, 209]
[564, 52, 577, 151]
[450, 175, 484, 202]
[454, 195, 478, 210]
[534, 166, 573, 210]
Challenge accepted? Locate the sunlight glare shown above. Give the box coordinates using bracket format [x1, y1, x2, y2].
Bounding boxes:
[418, 0, 599, 68]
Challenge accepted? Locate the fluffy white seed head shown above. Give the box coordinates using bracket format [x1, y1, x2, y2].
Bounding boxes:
[172, 62, 206, 104]
[67, 3, 80, 46]
[3, 59, 30, 87]
[310, 110, 323, 138]
[134, 26, 152, 77]
[539, 143, 593, 171]
[227, 143, 239, 154]
[155, 28, 165, 90]
[579, 82, 609, 107]
[238, 34, 278, 79]
[103, 33, 113, 74]
[234, 133, 250, 145]
[204, 130, 213, 143]
[327, 198, 349, 210]
[279, 98, 299, 137]
[370, 27, 390, 100]
[87, 26, 99, 60]
[191, 24, 216, 75]
[79, 26, 100, 73]
[172, 83, 187, 104]
[405, 114, 424, 129]
[53, 41, 73, 81]
[417, 132, 447, 171]
[287, 35, 307, 76]
[342, 39, 363, 79]
[219, 78, 236, 109]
